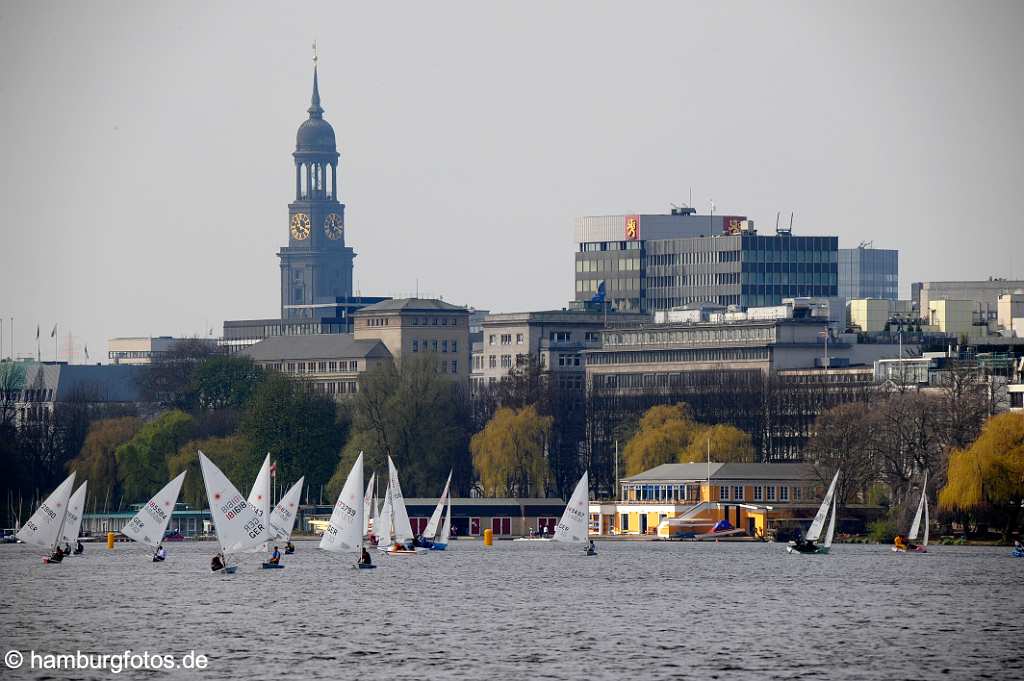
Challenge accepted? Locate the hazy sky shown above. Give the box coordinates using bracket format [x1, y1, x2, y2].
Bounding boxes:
[2, 1, 1022, 362]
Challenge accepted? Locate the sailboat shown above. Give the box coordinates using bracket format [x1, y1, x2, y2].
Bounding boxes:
[269, 476, 304, 552]
[319, 452, 373, 568]
[375, 481, 393, 552]
[788, 470, 839, 555]
[553, 471, 595, 555]
[61, 481, 88, 555]
[420, 470, 452, 550]
[198, 451, 272, 573]
[121, 472, 187, 561]
[17, 472, 76, 564]
[248, 454, 272, 550]
[362, 472, 377, 544]
[894, 472, 929, 554]
[382, 456, 419, 555]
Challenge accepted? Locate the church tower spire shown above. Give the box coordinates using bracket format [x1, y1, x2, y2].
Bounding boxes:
[309, 65, 323, 118]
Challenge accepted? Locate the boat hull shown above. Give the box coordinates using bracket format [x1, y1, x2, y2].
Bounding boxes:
[786, 544, 829, 555]
[355, 563, 377, 569]
[429, 543, 447, 551]
[222, 566, 237, 574]
[892, 546, 927, 553]
[261, 562, 285, 569]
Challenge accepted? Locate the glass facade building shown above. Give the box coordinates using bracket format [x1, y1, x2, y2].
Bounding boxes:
[575, 232, 838, 313]
[838, 247, 898, 300]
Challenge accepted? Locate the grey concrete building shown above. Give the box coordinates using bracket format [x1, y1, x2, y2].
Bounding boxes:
[574, 208, 838, 313]
[3, 361, 142, 427]
[471, 309, 649, 392]
[241, 334, 392, 399]
[278, 66, 357, 320]
[838, 246, 898, 300]
[912, 279, 1024, 324]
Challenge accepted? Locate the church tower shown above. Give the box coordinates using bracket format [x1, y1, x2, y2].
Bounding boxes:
[278, 65, 355, 319]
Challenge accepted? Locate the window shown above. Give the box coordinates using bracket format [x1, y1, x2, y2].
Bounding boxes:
[431, 340, 438, 352]
[719, 486, 729, 500]
[550, 331, 571, 342]
[780, 486, 790, 501]
[620, 514, 629, 532]
[500, 354, 512, 368]
[451, 360, 457, 373]
[452, 340, 457, 352]
[488, 334, 496, 345]
[442, 340, 449, 353]
[732, 485, 744, 501]
[766, 486, 776, 501]
[794, 487, 802, 501]
[491, 517, 511, 535]
[412, 340, 419, 353]
[349, 360, 358, 371]
[516, 333, 524, 344]
[500, 334, 512, 345]
[488, 355, 497, 368]
[753, 485, 763, 501]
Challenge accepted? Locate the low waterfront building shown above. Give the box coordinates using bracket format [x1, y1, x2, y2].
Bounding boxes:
[587, 462, 865, 540]
[81, 504, 211, 538]
[304, 497, 568, 539]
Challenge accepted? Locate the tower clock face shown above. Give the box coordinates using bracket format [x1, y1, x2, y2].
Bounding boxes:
[290, 213, 311, 240]
[323, 213, 344, 240]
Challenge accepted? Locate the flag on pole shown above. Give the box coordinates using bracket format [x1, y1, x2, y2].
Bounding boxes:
[84, 345, 89, 360]
[36, 324, 40, 340]
[50, 324, 57, 338]
[270, 461, 277, 478]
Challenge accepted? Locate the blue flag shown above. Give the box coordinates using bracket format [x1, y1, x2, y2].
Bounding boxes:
[590, 281, 606, 304]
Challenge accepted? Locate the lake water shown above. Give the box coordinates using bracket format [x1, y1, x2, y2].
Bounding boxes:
[1, 539, 1022, 680]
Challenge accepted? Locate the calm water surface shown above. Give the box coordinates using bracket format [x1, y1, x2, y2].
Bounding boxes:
[2, 539, 1022, 680]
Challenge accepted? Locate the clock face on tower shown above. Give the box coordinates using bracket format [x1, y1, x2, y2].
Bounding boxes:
[290, 213, 311, 240]
[324, 213, 344, 240]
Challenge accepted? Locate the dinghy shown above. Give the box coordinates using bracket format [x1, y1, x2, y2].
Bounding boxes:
[430, 492, 452, 551]
[375, 456, 422, 555]
[420, 470, 452, 550]
[894, 472, 929, 554]
[60, 482, 88, 555]
[198, 451, 272, 574]
[122, 472, 187, 561]
[787, 470, 839, 555]
[320, 452, 376, 568]
[553, 471, 595, 555]
[18, 473, 76, 564]
[363, 472, 376, 543]
[269, 476, 304, 544]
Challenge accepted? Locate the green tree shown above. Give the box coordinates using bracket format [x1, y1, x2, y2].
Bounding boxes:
[66, 416, 142, 506]
[940, 412, 1024, 540]
[622, 404, 699, 475]
[190, 356, 266, 411]
[329, 355, 470, 498]
[680, 423, 756, 464]
[116, 410, 195, 504]
[167, 434, 260, 509]
[470, 405, 552, 497]
[241, 373, 345, 501]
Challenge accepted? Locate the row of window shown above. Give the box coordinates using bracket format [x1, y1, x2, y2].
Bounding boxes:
[604, 326, 777, 347]
[410, 317, 461, 327]
[648, 272, 741, 289]
[412, 339, 459, 353]
[622, 483, 806, 502]
[580, 241, 642, 252]
[720, 484, 804, 502]
[488, 333, 524, 346]
[275, 360, 360, 374]
[315, 381, 359, 395]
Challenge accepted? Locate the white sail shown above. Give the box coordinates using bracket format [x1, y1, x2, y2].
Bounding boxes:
[248, 454, 272, 523]
[437, 494, 451, 546]
[362, 471, 375, 536]
[60, 482, 88, 546]
[376, 481, 391, 544]
[122, 472, 186, 548]
[806, 471, 840, 542]
[824, 493, 837, 548]
[424, 470, 452, 539]
[320, 453, 364, 553]
[269, 477, 304, 540]
[554, 471, 590, 544]
[908, 472, 928, 542]
[17, 473, 76, 550]
[388, 457, 415, 544]
[198, 450, 270, 554]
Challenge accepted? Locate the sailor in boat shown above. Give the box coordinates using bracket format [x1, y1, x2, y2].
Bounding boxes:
[358, 547, 372, 566]
[63, 542, 72, 555]
[73, 539, 84, 555]
[49, 545, 66, 563]
[153, 545, 166, 562]
[528, 527, 536, 538]
[586, 539, 597, 556]
[285, 540, 295, 555]
[789, 533, 818, 553]
[268, 546, 282, 565]
[210, 553, 225, 572]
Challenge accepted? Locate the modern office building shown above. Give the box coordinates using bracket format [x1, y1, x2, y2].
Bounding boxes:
[573, 208, 838, 313]
[471, 308, 649, 392]
[912, 279, 1024, 324]
[107, 336, 219, 365]
[838, 246, 898, 300]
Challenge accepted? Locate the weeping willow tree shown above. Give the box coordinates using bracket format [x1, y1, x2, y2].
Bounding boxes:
[939, 412, 1024, 541]
[471, 405, 552, 497]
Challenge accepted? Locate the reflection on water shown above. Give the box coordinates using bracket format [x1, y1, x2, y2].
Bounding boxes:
[2, 539, 1022, 680]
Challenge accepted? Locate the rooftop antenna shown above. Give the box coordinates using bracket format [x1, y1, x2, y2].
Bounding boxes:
[775, 211, 780, 231]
